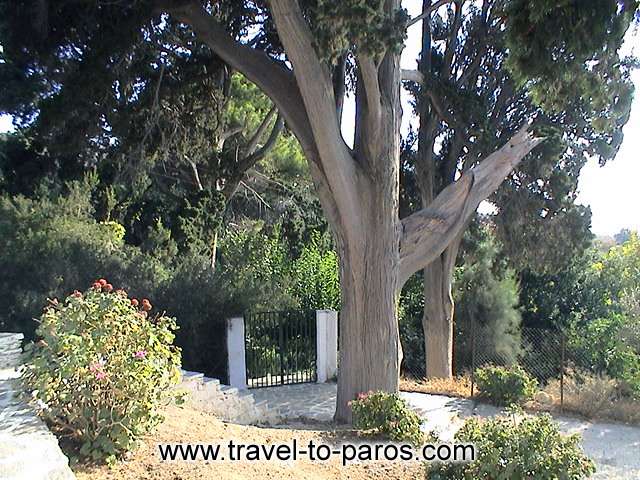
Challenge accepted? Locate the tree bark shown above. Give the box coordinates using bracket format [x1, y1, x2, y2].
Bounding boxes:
[334, 192, 402, 421]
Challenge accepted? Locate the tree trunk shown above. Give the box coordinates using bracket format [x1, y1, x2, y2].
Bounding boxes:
[423, 238, 460, 378]
[334, 190, 401, 422]
[170, 0, 543, 425]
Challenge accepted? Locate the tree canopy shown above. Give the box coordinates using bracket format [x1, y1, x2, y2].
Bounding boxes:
[1, 0, 637, 420]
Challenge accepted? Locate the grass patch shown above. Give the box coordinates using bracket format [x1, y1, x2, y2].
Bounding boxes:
[400, 375, 472, 398]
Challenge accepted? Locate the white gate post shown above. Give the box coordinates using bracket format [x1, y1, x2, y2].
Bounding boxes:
[226, 316, 247, 389]
[316, 310, 338, 383]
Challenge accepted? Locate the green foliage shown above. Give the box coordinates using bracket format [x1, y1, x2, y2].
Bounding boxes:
[303, 0, 408, 63]
[22, 284, 181, 464]
[503, 0, 636, 116]
[0, 180, 167, 339]
[289, 233, 340, 311]
[567, 314, 640, 397]
[350, 391, 424, 446]
[427, 410, 596, 479]
[475, 365, 538, 406]
[454, 223, 523, 369]
[179, 189, 225, 258]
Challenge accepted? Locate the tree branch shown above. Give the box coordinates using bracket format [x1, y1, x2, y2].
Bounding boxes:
[246, 105, 277, 156]
[221, 114, 284, 200]
[407, 0, 456, 27]
[354, 56, 383, 163]
[269, 0, 363, 235]
[242, 114, 284, 171]
[218, 124, 244, 150]
[402, 69, 424, 84]
[165, 2, 316, 158]
[398, 125, 544, 285]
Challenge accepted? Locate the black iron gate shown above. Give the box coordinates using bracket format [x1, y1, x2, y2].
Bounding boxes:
[244, 310, 317, 388]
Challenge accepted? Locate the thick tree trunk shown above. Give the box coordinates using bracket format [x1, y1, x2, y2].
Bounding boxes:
[423, 238, 460, 378]
[334, 196, 401, 422]
[170, 0, 543, 426]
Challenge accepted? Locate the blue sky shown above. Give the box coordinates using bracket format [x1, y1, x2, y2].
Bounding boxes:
[2, 5, 639, 236]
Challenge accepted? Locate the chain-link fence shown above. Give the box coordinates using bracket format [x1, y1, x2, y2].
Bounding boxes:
[401, 317, 639, 411]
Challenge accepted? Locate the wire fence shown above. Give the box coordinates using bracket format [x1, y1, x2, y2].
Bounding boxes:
[400, 318, 633, 410]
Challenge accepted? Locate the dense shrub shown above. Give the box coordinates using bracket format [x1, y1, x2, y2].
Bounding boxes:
[475, 365, 538, 406]
[0, 183, 169, 339]
[350, 391, 424, 446]
[0, 183, 340, 382]
[289, 233, 340, 311]
[22, 282, 182, 463]
[426, 410, 596, 479]
[567, 314, 640, 397]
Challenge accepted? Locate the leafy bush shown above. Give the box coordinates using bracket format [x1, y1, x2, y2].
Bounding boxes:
[427, 410, 596, 479]
[475, 365, 538, 406]
[22, 281, 182, 463]
[350, 391, 424, 446]
[288, 233, 340, 311]
[567, 314, 640, 397]
[0, 182, 169, 339]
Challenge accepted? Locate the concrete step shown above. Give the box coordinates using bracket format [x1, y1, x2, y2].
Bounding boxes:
[219, 385, 239, 396]
[253, 399, 270, 410]
[181, 370, 204, 383]
[202, 377, 220, 387]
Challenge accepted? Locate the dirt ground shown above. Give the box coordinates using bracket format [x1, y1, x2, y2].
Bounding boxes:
[74, 405, 424, 480]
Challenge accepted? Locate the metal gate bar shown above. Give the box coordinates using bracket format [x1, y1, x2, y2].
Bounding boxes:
[245, 310, 317, 388]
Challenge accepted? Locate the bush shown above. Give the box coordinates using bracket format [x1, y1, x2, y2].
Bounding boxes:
[475, 365, 538, 406]
[350, 391, 424, 446]
[0, 183, 170, 339]
[426, 410, 596, 479]
[288, 233, 340, 311]
[567, 315, 640, 397]
[22, 281, 182, 464]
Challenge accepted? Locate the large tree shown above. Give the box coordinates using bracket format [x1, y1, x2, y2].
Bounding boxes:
[1, 0, 635, 421]
[402, 0, 633, 378]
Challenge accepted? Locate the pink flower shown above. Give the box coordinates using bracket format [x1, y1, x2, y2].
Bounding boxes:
[95, 371, 107, 380]
[134, 350, 147, 359]
[89, 359, 106, 373]
[357, 392, 369, 401]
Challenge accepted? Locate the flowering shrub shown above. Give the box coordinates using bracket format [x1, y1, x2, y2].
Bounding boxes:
[350, 391, 424, 446]
[22, 280, 182, 464]
[426, 408, 596, 479]
[475, 364, 538, 406]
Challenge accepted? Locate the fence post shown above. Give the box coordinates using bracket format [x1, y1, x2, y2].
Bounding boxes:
[226, 316, 247, 390]
[470, 316, 476, 397]
[560, 331, 565, 412]
[316, 310, 338, 383]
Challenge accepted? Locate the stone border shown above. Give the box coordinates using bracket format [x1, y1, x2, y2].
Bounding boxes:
[0, 332, 76, 480]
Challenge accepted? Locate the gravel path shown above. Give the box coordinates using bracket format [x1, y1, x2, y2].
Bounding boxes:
[403, 392, 640, 480]
[248, 383, 640, 479]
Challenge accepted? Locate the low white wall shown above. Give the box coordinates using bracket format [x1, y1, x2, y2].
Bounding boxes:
[0, 332, 75, 480]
